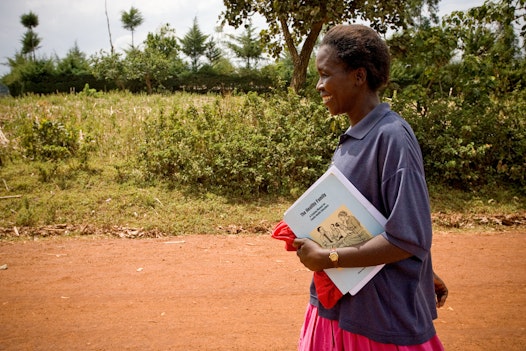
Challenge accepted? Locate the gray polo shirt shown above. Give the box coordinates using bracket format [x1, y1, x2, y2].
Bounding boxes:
[310, 103, 438, 345]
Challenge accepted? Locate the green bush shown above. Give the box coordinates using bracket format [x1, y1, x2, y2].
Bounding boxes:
[392, 87, 526, 192]
[138, 91, 346, 196]
[20, 118, 79, 161]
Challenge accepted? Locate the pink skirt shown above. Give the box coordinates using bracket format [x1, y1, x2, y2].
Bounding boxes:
[298, 304, 444, 351]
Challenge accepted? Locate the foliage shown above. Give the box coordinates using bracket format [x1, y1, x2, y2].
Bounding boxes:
[389, 0, 525, 101]
[2, 52, 113, 96]
[20, 31, 42, 60]
[20, 11, 39, 28]
[225, 21, 263, 69]
[384, 0, 525, 192]
[90, 51, 126, 89]
[391, 87, 526, 192]
[56, 43, 91, 75]
[123, 24, 184, 93]
[2, 56, 55, 95]
[222, 0, 439, 92]
[137, 91, 345, 196]
[20, 11, 41, 61]
[120, 6, 144, 48]
[388, 21, 458, 95]
[180, 17, 209, 72]
[19, 118, 79, 161]
[99, 18, 185, 93]
[204, 38, 223, 66]
[444, 0, 525, 99]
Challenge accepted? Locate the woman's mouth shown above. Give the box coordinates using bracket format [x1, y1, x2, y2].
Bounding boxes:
[322, 95, 332, 104]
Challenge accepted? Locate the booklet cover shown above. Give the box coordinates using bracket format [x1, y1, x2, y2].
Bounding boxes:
[283, 165, 387, 295]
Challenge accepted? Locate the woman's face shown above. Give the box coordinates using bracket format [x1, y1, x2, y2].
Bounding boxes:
[316, 45, 360, 116]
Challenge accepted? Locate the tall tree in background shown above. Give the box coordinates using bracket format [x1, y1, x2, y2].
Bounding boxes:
[226, 21, 263, 69]
[20, 11, 41, 61]
[442, 0, 525, 101]
[56, 42, 91, 75]
[222, 0, 439, 92]
[105, 0, 114, 54]
[204, 38, 223, 66]
[124, 23, 184, 93]
[180, 17, 209, 72]
[448, 0, 525, 63]
[121, 6, 144, 49]
[388, 17, 457, 95]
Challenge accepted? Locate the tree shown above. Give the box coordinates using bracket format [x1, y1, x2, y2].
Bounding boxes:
[180, 17, 209, 72]
[226, 21, 263, 69]
[204, 38, 223, 66]
[447, 0, 524, 62]
[388, 20, 458, 96]
[121, 6, 144, 49]
[20, 11, 41, 61]
[56, 42, 91, 75]
[388, 0, 526, 99]
[222, 0, 439, 92]
[105, 0, 114, 54]
[90, 51, 126, 90]
[20, 11, 38, 32]
[124, 24, 184, 93]
[442, 0, 526, 100]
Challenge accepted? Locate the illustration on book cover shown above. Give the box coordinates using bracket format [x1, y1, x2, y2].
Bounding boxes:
[310, 204, 373, 249]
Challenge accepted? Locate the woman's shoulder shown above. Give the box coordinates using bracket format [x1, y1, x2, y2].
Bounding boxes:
[376, 110, 416, 142]
[375, 109, 424, 165]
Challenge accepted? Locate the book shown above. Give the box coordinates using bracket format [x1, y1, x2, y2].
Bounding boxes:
[283, 165, 387, 296]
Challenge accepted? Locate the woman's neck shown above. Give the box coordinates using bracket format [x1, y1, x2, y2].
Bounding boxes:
[347, 94, 380, 126]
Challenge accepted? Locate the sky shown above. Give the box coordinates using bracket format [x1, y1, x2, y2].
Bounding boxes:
[0, 0, 486, 76]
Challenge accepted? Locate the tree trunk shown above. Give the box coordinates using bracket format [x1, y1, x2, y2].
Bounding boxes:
[145, 74, 153, 94]
[105, 0, 115, 54]
[279, 16, 324, 93]
[290, 54, 310, 92]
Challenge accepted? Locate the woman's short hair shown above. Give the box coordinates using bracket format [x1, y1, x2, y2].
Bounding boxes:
[320, 24, 390, 91]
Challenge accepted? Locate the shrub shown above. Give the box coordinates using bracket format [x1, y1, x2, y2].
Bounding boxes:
[392, 86, 526, 192]
[138, 91, 346, 196]
[20, 118, 79, 161]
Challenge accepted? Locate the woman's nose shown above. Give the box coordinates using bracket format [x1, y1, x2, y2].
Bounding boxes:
[316, 78, 323, 91]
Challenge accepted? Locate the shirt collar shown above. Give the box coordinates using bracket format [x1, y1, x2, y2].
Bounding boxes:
[341, 103, 391, 142]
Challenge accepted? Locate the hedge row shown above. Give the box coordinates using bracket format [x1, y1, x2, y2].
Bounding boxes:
[5, 72, 277, 97]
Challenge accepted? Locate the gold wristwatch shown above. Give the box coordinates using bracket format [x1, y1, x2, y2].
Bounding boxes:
[329, 248, 339, 268]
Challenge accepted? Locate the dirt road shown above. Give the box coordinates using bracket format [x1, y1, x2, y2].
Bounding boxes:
[0, 230, 524, 350]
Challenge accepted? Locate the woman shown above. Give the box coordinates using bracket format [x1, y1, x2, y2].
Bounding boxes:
[292, 24, 447, 350]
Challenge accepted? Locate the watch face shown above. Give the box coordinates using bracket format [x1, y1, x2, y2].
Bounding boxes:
[329, 251, 338, 261]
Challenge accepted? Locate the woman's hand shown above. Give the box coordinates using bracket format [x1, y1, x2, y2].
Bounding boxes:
[293, 238, 328, 272]
[433, 272, 448, 308]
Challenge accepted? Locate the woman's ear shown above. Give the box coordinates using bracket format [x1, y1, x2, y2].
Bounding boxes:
[352, 67, 367, 86]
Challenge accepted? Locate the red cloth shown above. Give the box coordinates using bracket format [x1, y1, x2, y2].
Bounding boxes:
[271, 220, 297, 251]
[271, 221, 343, 309]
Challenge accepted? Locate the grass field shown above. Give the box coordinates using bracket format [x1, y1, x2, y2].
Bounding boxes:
[1, 92, 524, 238]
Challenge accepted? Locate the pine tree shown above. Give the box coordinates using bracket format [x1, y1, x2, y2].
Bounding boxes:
[226, 21, 262, 70]
[204, 38, 222, 65]
[180, 17, 209, 72]
[20, 11, 41, 61]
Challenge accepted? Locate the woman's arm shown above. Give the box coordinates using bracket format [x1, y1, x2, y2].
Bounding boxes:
[293, 237, 449, 307]
[293, 235, 411, 272]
